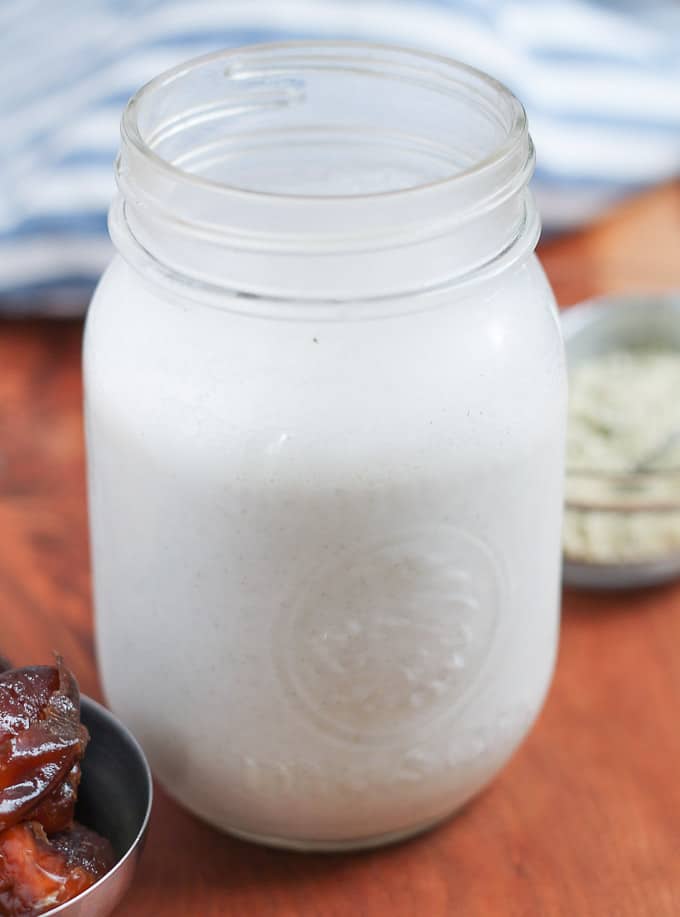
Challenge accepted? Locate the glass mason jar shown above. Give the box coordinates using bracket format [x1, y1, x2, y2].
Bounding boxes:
[84, 42, 566, 851]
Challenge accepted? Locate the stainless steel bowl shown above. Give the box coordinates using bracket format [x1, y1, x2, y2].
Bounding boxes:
[46, 696, 153, 916]
[562, 292, 680, 589]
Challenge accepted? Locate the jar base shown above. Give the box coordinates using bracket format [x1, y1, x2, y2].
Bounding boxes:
[222, 812, 454, 853]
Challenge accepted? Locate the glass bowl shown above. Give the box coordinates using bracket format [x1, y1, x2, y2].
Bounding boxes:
[561, 293, 680, 589]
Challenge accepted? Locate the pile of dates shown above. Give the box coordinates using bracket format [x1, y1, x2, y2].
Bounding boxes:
[0, 657, 113, 916]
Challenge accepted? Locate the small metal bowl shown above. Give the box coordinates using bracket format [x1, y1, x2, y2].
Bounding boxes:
[46, 696, 153, 916]
[562, 292, 680, 590]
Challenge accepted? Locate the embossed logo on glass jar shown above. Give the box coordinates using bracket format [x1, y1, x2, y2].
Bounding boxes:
[275, 527, 503, 742]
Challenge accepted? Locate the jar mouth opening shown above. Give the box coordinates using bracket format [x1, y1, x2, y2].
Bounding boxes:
[120, 40, 528, 205]
[113, 40, 537, 302]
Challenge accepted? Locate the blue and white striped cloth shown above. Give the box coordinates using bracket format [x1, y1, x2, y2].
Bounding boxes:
[1, 0, 679, 313]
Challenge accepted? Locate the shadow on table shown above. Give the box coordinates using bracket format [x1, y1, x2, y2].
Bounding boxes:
[124, 780, 459, 912]
[562, 580, 678, 619]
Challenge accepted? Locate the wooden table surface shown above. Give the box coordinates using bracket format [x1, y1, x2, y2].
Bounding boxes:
[2, 182, 680, 916]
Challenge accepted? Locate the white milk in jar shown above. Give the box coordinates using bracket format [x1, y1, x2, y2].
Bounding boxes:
[85, 43, 566, 850]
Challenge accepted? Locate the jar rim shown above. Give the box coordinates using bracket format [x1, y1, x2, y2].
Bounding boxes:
[113, 40, 537, 302]
[120, 40, 528, 205]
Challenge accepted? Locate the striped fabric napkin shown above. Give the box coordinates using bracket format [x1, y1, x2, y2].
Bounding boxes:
[1, 0, 679, 313]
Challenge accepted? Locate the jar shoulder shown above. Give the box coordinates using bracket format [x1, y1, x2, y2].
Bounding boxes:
[86, 254, 561, 357]
[85, 255, 565, 432]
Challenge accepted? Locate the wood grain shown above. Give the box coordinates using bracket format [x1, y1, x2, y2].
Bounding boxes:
[1, 182, 680, 916]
